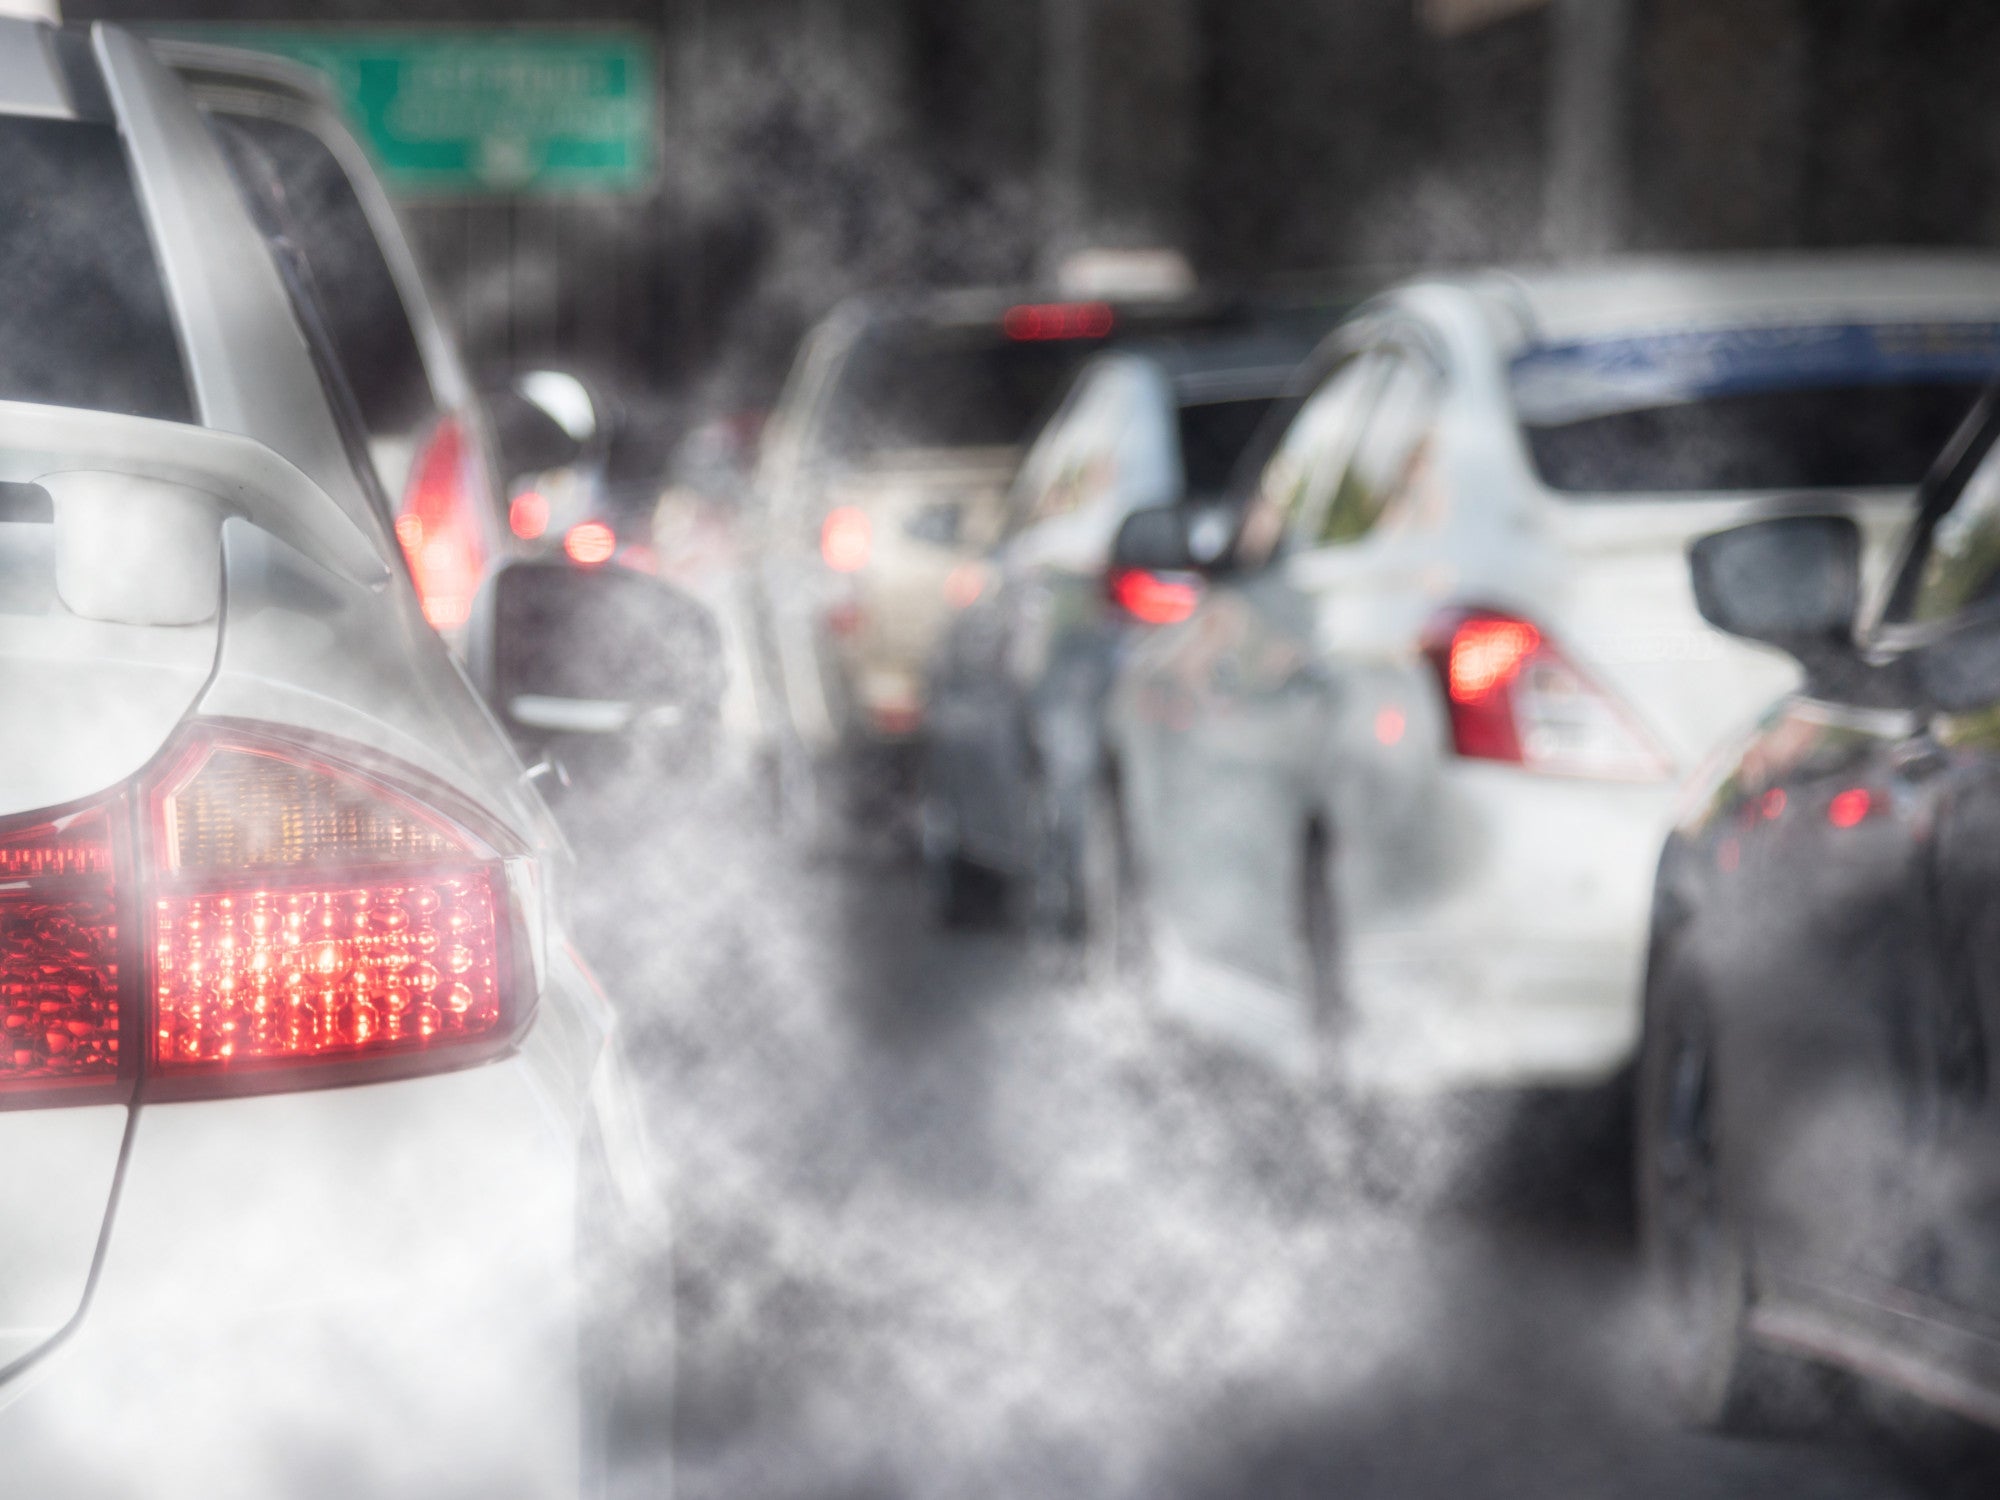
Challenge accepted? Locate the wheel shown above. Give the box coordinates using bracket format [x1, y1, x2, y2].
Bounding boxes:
[1299, 823, 1349, 1045]
[576, 1121, 673, 1498]
[1026, 776, 1086, 940]
[1079, 776, 1149, 989]
[1638, 960, 1831, 1432]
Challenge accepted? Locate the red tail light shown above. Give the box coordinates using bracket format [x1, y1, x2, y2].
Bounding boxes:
[1827, 787, 1873, 828]
[1003, 302, 1116, 341]
[508, 489, 550, 540]
[1108, 568, 1201, 625]
[0, 724, 527, 1108]
[0, 803, 125, 1102]
[821, 506, 871, 573]
[396, 417, 489, 632]
[563, 520, 617, 567]
[1421, 607, 1669, 780]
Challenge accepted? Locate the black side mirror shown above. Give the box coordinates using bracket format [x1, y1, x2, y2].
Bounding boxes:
[1916, 608, 2000, 714]
[1689, 515, 1861, 685]
[472, 561, 725, 781]
[1110, 505, 1196, 574]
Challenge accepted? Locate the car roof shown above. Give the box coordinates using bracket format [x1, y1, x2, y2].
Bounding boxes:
[1427, 252, 2000, 348]
[1108, 333, 1319, 402]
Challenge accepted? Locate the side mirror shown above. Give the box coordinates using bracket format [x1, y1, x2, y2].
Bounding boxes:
[474, 560, 725, 781]
[1689, 514, 1860, 679]
[1110, 505, 1196, 574]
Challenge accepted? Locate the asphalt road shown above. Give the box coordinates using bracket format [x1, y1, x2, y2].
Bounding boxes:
[565, 781, 2000, 1500]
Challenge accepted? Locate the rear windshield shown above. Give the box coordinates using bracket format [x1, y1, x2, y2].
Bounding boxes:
[0, 116, 191, 422]
[1512, 322, 2000, 494]
[1177, 396, 1279, 495]
[815, 329, 1095, 464]
[216, 113, 434, 442]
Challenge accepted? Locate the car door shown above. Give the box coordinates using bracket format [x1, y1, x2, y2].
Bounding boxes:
[1877, 423, 2000, 1327]
[1138, 348, 1389, 1010]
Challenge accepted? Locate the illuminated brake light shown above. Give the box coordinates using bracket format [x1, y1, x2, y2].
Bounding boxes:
[1447, 618, 1540, 701]
[564, 521, 617, 567]
[0, 805, 123, 1100]
[1109, 567, 1201, 625]
[1422, 607, 1669, 780]
[147, 734, 513, 1083]
[0, 725, 528, 1107]
[509, 490, 550, 540]
[1828, 787, 1872, 829]
[397, 417, 488, 632]
[821, 506, 871, 573]
[1003, 301, 1116, 341]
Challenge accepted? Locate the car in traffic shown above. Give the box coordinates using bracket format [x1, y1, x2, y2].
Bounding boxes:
[1638, 381, 2000, 1436]
[0, 20, 698, 1493]
[921, 328, 1319, 930]
[743, 288, 1349, 838]
[1098, 256, 2000, 1090]
[158, 39, 639, 666]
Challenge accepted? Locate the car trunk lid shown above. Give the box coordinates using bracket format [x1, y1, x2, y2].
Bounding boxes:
[1541, 492, 1909, 770]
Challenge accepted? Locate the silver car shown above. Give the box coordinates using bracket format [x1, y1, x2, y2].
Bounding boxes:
[0, 20, 690, 1495]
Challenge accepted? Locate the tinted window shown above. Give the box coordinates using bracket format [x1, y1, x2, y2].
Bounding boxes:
[1909, 432, 2000, 622]
[1177, 396, 1278, 496]
[1513, 323, 2000, 495]
[218, 113, 434, 441]
[816, 330, 1092, 463]
[0, 117, 190, 422]
[1525, 385, 1982, 494]
[1319, 354, 1438, 543]
[1232, 355, 1382, 570]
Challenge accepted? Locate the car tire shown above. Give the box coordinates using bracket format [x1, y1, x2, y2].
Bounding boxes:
[927, 843, 1011, 928]
[1638, 957, 1833, 1434]
[576, 1123, 673, 1498]
[1027, 778, 1086, 941]
[1300, 823, 1350, 1048]
[1079, 775, 1149, 990]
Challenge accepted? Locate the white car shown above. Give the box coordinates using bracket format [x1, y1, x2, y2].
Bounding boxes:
[0, 20, 678, 1496]
[1101, 255, 2000, 1093]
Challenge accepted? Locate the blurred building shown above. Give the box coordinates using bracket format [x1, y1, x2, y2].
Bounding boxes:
[69, 0, 2000, 406]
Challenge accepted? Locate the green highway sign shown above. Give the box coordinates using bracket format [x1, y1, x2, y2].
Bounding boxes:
[167, 28, 658, 195]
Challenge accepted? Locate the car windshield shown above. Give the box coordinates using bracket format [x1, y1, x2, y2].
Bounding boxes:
[814, 327, 1095, 464]
[1512, 322, 2000, 493]
[0, 115, 191, 422]
[1177, 395, 1279, 495]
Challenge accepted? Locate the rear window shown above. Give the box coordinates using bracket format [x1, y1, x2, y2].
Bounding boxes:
[1512, 322, 2000, 494]
[1177, 396, 1279, 495]
[215, 113, 434, 442]
[815, 329, 1095, 464]
[0, 116, 191, 422]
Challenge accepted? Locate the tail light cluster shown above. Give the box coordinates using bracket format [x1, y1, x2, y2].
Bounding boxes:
[1107, 567, 1201, 626]
[0, 725, 527, 1108]
[395, 416, 490, 633]
[1422, 607, 1669, 781]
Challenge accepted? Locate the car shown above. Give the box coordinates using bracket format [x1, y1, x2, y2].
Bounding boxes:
[156, 40, 637, 663]
[1099, 256, 2000, 1090]
[1637, 381, 2000, 1434]
[921, 328, 1319, 932]
[743, 288, 1348, 838]
[0, 20, 701, 1494]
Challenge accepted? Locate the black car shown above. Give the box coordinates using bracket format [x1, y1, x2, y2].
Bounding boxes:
[921, 329, 1318, 931]
[1640, 384, 2000, 1432]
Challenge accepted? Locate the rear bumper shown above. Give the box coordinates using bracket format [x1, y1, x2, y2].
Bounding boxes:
[1345, 766, 1673, 1092]
[0, 1059, 584, 1499]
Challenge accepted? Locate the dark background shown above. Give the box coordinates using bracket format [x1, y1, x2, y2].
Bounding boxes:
[74, 0, 2000, 413]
